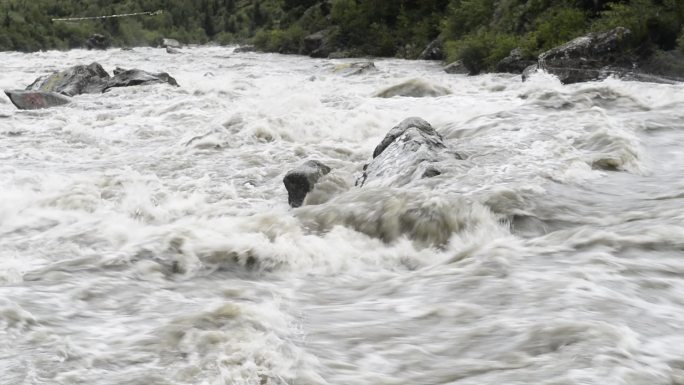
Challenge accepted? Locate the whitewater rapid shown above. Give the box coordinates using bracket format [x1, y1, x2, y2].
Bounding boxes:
[1, 46, 684, 385]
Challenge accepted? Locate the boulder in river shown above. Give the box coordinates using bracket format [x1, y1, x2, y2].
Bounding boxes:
[537, 27, 635, 84]
[333, 62, 377, 76]
[27, 62, 110, 96]
[303, 29, 333, 58]
[417, 38, 444, 61]
[283, 160, 332, 208]
[358, 117, 461, 187]
[106, 68, 179, 90]
[234, 45, 257, 53]
[85, 34, 110, 50]
[161, 38, 181, 49]
[444, 61, 468, 74]
[496, 48, 536, 74]
[4, 90, 70, 110]
[166, 47, 181, 54]
[375, 78, 451, 98]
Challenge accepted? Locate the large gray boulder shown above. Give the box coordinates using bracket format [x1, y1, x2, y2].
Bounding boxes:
[105, 68, 179, 90]
[537, 27, 634, 84]
[417, 38, 444, 61]
[303, 29, 333, 58]
[375, 79, 451, 98]
[27, 62, 110, 96]
[358, 118, 461, 187]
[4, 90, 70, 110]
[283, 160, 332, 208]
[444, 61, 468, 74]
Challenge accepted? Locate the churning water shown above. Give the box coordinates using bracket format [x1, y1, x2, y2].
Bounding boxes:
[1, 46, 684, 385]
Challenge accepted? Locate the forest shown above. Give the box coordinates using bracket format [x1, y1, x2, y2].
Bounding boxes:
[2, 0, 684, 73]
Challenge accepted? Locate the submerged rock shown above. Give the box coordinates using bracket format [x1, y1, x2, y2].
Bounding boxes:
[358, 117, 460, 187]
[375, 78, 451, 98]
[417, 38, 444, 61]
[4, 90, 70, 110]
[333, 62, 377, 76]
[234, 45, 257, 53]
[283, 160, 332, 208]
[166, 47, 181, 54]
[106, 68, 179, 90]
[27, 62, 110, 96]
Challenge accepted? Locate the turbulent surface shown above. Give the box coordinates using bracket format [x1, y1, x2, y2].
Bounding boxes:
[1, 47, 684, 385]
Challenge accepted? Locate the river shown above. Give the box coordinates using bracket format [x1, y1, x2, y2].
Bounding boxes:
[1, 46, 684, 385]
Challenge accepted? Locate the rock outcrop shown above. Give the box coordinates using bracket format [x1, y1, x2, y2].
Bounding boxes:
[375, 79, 451, 98]
[4, 90, 70, 110]
[358, 117, 461, 187]
[86, 34, 110, 50]
[106, 68, 179, 90]
[23, 63, 179, 98]
[444, 61, 468, 74]
[27, 63, 110, 96]
[283, 160, 332, 208]
[417, 38, 444, 61]
[303, 30, 333, 58]
[496, 48, 536, 74]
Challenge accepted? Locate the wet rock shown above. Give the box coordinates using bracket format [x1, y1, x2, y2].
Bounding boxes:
[537, 27, 635, 84]
[26, 62, 110, 96]
[85, 34, 110, 50]
[359, 117, 461, 187]
[444, 61, 468, 74]
[166, 47, 181, 54]
[522, 64, 539, 81]
[283, 160, 332, 208]
[106, 68, 179, 90]
[4, 90, 70, 110]
[161, 38, 181, 49]
[303, 29, 333, 58]
[496, 48, 536, 74]
[375, 78, 451, 98]
[333, 62, 377, 76]
[417, 38, 444, 61]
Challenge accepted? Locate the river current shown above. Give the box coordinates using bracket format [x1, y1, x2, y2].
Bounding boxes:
[1, 46, 684, 385]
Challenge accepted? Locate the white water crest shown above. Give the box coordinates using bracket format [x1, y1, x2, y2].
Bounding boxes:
[2, 46, 684, 385]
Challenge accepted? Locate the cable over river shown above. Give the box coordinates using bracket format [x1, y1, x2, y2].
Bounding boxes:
[1, 46, 684, 385]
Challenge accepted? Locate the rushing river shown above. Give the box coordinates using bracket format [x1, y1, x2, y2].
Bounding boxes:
[1, 46, 684, 385]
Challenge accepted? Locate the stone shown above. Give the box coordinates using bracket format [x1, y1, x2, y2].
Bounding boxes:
[303, 29, 332, 58]
[417, 38, 444, 61]
[444, 61, 468, 74]
[26, 62, 110, 96]
[166, 47, 181, 54]
[283, 160, 332, 208]
[85, 34, 110, 50]
[358, 117, 461, 187]
[4, 90, 70, 110]
[375, 78, 451, 98]
[333, 62, 377, 76]
[105, 68, 179, 90]
[496, 48, 536, 74]
[537, 27, 635, 84]
[521, 64, 539, 82]
[161, 38, 181, 49]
